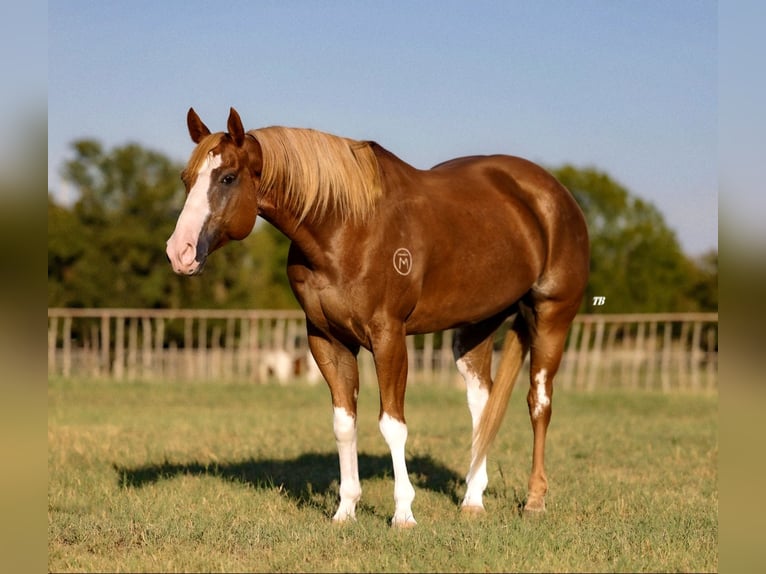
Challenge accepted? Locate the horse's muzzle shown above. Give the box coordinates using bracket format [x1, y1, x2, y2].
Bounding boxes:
[166, 239, 205, 276]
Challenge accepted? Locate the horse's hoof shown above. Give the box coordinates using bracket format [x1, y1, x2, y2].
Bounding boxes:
[332, 517, 355, 526]
[391, 515, 417, 528]
[523, 497, 546, 516]
[460, 504, 486, 517]
[331, 512, 356, 524]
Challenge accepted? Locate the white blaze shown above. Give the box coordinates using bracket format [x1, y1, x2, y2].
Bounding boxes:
[166, 153, 222, 275]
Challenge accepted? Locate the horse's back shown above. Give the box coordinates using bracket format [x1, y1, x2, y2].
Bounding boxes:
[431, 154, 579, 214]
[425, 155, 588, 259]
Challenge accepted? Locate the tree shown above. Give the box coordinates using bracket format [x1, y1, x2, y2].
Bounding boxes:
[552, 165, 705, 313]
[686, 250, 718, 312]
[48, 139, 299, 310]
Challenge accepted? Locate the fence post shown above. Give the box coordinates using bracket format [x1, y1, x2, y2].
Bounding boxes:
[155, 318, 165, 381]
[100, 315, 110, 378]
[564, 321, 582, 390]
[197, 318, 207, 380]
[422, 333, 434, 383]
[141, 317, 152, 381]
[575, 321, 591, 389]
[604, 321, 619, 389]
[48, 316, 59, 377]
[691, 322, 702, 391]
[440, 329, 454, 385]
[114, 316, 125, 381]
[630, 321, 646, 389]
[705, 326, 716, 391]
[587, 319, 605, 391]
[224, 317, 235, 380]
[661, 321, 672, 392]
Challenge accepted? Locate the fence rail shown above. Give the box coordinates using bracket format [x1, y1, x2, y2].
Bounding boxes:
[48, 308, 717, 391]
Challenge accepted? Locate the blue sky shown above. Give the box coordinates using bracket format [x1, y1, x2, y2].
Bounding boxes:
[48, 0, 717, 255]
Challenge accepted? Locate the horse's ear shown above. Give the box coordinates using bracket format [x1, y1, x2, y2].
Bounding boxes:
[227, 107, 245, 147]
[187, 108, 211, 143]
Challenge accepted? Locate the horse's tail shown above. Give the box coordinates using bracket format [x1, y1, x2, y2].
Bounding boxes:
[469, 314, 532, 480]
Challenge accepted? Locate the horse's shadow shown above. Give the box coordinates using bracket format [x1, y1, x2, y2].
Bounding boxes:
[115, 452, 465, 517]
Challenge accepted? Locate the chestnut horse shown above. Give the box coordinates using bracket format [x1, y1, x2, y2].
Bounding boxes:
[166, 108, 589, 526]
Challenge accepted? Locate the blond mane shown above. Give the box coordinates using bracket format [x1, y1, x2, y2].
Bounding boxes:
[251, 127, 382, 223]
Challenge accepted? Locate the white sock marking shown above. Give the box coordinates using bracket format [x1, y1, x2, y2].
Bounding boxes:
[379, 413, 416, 526]
[332, 407, 361, 521]
[532, 368, 550, 419]
[456, 356, 489, 509]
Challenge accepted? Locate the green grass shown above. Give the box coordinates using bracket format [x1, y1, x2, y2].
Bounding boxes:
[48, 379, 717, 572]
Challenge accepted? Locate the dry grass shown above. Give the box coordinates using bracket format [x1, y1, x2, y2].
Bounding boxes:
[49, 379, 717, 572]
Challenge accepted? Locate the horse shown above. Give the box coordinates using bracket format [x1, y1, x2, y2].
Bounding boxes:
[166, 107, 589, 527]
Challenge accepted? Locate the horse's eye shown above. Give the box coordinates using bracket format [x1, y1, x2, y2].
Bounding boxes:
[221, 174, 236, 185]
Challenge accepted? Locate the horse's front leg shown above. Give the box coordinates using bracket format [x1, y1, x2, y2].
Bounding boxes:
[372, 323, 417, 527]
[307, 328, 361, 522]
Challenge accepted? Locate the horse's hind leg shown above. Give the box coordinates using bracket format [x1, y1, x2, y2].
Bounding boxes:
[524, 297, 580, 513]
[452, 315, 508, 512]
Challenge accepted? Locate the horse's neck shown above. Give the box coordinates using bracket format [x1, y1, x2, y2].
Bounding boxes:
[257, 143, 418, 270]
[257, 202, 335, 270]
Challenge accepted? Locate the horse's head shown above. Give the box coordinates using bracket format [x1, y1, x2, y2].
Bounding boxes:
[166, 107, 261, 275]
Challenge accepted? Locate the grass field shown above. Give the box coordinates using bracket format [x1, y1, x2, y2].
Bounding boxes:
[48, 379, 717, 572]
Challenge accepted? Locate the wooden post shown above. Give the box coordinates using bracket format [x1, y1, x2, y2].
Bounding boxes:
[575, 321, 591, 390]
[273, 318, 285, 350]
[691, 321, 702, 391]
[251, 317, 260, 381]
[242, 317, 250, 381]
[661, 321, 672, 392]
[678, 321, 690, 390]
[224, 317, 235, 380]
[114, 317, 125, 381]
[197, 318, 207, 381]
[564, 321, 582, 390]
[129, 318, 139, 380]
[90, 323, 100, 378]
[440, 329, 454, 385]
[706, 326, 716, 391]
[62, 316, 72, 379]
[48, 316, 59, 377]
[139, 317, 150, 380]
[647, 321, 658, 390]
[604, 322, 618, 389]
[100, 314, 110, 378]
[168, 341, 178, 380]
[211, 324, 222, 381]
[630, 321, 645, 389]
[184, 317, 193, 381]
[587, 319, 605, 391]
[422, 332, 434, 383]
[155, 318, 165, 380]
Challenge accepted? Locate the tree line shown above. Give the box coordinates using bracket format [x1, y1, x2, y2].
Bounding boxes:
[48, 139, 717, 314]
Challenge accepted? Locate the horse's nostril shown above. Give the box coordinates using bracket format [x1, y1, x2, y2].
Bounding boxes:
[179, 242, 196, 266]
